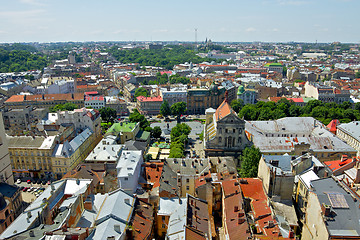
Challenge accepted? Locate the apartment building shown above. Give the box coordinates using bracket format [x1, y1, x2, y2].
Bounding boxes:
[0, 112, 13, 185]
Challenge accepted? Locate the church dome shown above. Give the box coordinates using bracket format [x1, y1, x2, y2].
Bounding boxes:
[237, 85, 245, 95]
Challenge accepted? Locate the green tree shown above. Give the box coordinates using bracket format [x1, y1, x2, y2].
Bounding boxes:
[171, 102, 187, 120]
[160, 100, 171, 117]
[152, 126, 162, 139]
[63, 102, 78, 111]
[230, 99, 244, 113]
[238, 146, 262, 178]
[129, 109, 150, 130]
[134, 87, 149, 98]
[99, 107, 117, 123]
[144, 154, 153, 161]
[356, 71, 360, 79]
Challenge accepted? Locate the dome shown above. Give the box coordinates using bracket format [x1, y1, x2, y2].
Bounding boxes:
[237, 85, 245, 95]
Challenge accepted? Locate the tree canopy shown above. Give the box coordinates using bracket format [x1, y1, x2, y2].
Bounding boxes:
[134, 87, 149, 98]
[129, 109, 150, 130]
[171, 102, 187, 118]
[160, 100, 171, 117]
[99, 107, 117, 123]
[49, 102, 78, 112]
[238, 146, 262, 178]
[169, 123, 192, 158]
[237, 99, 358, 125]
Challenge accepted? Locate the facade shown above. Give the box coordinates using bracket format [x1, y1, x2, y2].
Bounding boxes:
[116, 150, 143, 194]
[47, 78, 75, 94]
[56, 108, 102, 139]
[0, 113, 14, 185]
[2, 107, 47, 135]
[264, 62, 283, 73]
[105, 122, 140, 144]
[4, 93, 84, 110]
[237, 85, 257, 104]
[136, 95, 163, 115]
[337, 121, 360, 156]
[124, 83, 136, 101]
[84, 95, 105, 109]
[0, 183, 23, 234]
[187, 86, 226, 115]
[204, 98, 251, 158]
[104, 96, 129, 116]
[8, 135, 56, 179]
[52, 128, 95, 178]
[85, 136, 123, 164]
[160, 86, 187, 106]
[304, 81, 350, 104]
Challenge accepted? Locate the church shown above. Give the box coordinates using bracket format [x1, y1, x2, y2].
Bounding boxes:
[204, 93, 251, 158]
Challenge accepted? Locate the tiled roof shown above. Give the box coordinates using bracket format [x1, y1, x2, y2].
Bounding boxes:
[215, 99, 235, 121]
[130, 200, 154, 240]
[327, 119, 340, 133]
[324, 156, 355, 172]
[143, 162, 163, 188]
[136, 95, 163, 102]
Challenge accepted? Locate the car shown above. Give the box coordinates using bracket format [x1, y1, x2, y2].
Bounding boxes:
[36, 179, 41, 184]
[42, 180, 47, 185]
[27, 179, 31, 184]
[16, 179, 21, 184]
[22, 187, 28, 192]
[27, 188, 33, 192]
[19, 186, 24, 191]
[47, 180, 51, 185]
[40, 187, 45, 191]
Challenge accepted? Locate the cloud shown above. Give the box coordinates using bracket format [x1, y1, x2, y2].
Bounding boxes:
[19, 0, 46, 6]
[245, 27, 256, 32]
[277, 0, 309, 5]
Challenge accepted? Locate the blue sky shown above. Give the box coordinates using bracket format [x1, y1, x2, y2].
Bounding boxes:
[0, 0, 358, 43]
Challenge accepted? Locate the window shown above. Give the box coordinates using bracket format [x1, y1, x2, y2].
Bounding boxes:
[162, 224, 166, 229]
[225, 129, 228, 133]
[186, 186, 190, 191]
[186, 178, 189, 183]
[124, 177, 128, 181]
[233, 129, 235, 133]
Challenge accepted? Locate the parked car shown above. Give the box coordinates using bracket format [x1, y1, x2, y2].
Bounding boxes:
[22, 187, 28, 192]
[27, 180, 31, 184]
[16, 179, 21, 184]
[36, 179, 41, 184]
[40, 187, 45, 191]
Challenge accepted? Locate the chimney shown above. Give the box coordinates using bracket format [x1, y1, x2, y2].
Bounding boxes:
[29, 230, 35, 237]
[321, 203, 331, 217]
[124, 198, 130, 205]
[76, 179, 80, 185]
[27, 211, 32, 218]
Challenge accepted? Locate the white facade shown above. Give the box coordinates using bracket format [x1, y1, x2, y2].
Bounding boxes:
[116, 150, 143, 194]
[84, 96, 105, 109]
[160, 86, 187, 106]
[47, 79, 75, 94]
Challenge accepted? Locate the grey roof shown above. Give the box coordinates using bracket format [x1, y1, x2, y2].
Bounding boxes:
[262, 154, 293, 175]
[0, 179, 91, 239]
[0, 183, 19, 198]
[7, 135, 46, 149]
[116, 150, 143, 178]
[338, 121, 360, 142]
[209, 156, 237, 174]
[124, 140, 147, 152]
[166, 158, 210, 176]
[310, 178, 360, 237]
[166, 198, 187, 240]
[80, 189, 135, 240]
[158, 198, 187, 216]
[159, 163, 179, 197]
[54, 128, 93, 158]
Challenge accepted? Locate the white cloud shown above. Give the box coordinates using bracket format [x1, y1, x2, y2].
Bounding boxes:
[245, 27, 256, 32]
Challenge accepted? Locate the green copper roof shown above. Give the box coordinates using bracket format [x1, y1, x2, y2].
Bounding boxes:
[264, 63, 283, 67]
[106, 122, 137, 134]
[237, 85, 245, 95]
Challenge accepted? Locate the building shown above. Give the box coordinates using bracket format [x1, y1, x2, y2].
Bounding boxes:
[8, 135, 56, 179]
[0, 178, 93, 240]
[240, 178, 295, 239]
[84, 95, 105, 109]
[56, 108, 102, 139]
[77, 188, 135, 240]
[337, 121, 360, 156]
[124, 83, 136, 101]
[52, 128, 95, 178]
[105, 96, 129, 116]
[302, 177, 360, 240]
[165, 158, 211, 197]
[4, 93, 84, 110]
[136, 95, 163, 115]
[157, 197, 187, 238]
[204, 98, 251, 158]
[264, 62, 283, 74]
[85, 135, 123, 164]
[237, 85, 257, 104]
[160, 86, 187, 106]
[187, 86, 226, 115]
[116, 150, 143, 194]
[304, 81, 350, 104]
[246, 117, 357, 162]
[105, 122, 150, 144]
[0, 113, 13, 185]
[0, 183, 23, 234]
[2, 107, 47, 135]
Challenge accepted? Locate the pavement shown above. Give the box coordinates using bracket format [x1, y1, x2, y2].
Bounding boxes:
[150, 120, 204, 137]
[15, 181, 50, 203]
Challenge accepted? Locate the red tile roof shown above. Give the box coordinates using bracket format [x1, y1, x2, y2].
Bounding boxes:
[327, 119, 340, 133]
[136, 96, 163, 102]
[131, 200, 154, 240]
[215, 99, 236, 121]
[5, 95, 24, 103]
[324, 156, 355, 172]
[240, 178, 285, 239]
[143, 162, 163, 188]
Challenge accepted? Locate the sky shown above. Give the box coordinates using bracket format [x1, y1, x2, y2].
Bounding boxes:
[0, 0, 359, 43]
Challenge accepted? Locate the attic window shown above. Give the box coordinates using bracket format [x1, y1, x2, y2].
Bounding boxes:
[324, 146, 328, 149]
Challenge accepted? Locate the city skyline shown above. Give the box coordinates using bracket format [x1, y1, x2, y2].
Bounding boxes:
[0, 0, 359, 43]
